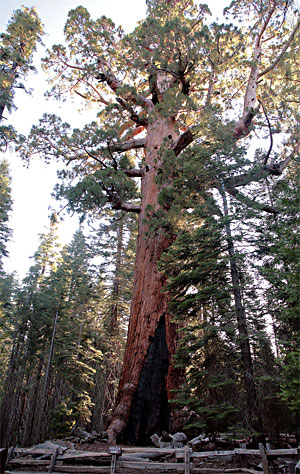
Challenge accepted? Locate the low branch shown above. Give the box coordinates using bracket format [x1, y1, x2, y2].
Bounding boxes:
[123, 168, 144, 177]
[111, 199, 141, 213]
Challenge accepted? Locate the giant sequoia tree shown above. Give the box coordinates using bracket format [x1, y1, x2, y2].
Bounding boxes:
[23, 0, 300, 444]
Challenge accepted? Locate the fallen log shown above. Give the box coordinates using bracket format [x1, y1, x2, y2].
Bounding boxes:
[14, 448, 65, 456]
[119, 455, 151, 462]
[176, 448, 298, 459]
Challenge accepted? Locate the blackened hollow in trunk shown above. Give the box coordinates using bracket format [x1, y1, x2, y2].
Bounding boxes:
[123, 315, 170, 445]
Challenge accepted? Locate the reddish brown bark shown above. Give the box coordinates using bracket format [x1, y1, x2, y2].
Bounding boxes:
[106, 116, 184, 445]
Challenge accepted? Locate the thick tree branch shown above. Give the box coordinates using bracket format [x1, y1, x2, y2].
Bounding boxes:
[116, 98, 148, 126]
[171, 130, 193, 156]
[264, 153, 293, 176]
[234, 5, 276, 139]
[111, 138, 146, 153]
[110, 198, 141, 213]
[122, 168, 144, 177]
[225, 149, 295, 190]
[97, 71, 153, 111]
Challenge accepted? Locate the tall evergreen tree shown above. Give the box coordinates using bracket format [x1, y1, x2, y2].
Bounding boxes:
[0, 159, 12, 268]
[0, 7, 43, 149]
[256, 165, 300, 419]
[90, 211, 137, 431]
[0, 222, 61, 446]
[22, 0, 300, 443]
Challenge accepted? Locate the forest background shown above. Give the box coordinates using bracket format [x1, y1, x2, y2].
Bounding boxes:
[0, 0, 299, 449]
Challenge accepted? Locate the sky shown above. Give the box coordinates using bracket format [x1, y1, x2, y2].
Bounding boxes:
[1, 0, 228, 279]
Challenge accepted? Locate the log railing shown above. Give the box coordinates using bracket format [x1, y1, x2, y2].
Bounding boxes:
[5, 445, 299, 474]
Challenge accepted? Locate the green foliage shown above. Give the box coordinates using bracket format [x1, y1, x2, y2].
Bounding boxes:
[0, 6, 43, 148]
[256, 164, 300, 415]
[0, 159, 12, 266]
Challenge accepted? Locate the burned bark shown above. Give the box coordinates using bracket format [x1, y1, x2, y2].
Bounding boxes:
[123, 315, 170, 445]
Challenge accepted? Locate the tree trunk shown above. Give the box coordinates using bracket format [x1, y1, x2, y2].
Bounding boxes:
[109, 215, 124, 334]
[220, 181, 265, 444]
[34, 305, 59, 444]
[107, 116, 184, 445]
[21, 357, 44, 447]
[0, 323, 30, 447]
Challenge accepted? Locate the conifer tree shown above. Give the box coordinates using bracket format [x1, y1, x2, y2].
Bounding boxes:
[0, 222, 61, 446]
[90, 212, 137, 431]
[256, 166, 300, 419]
[0, 159, 12, 266]
[22, 0, 300, 443]
[0, 7, 43, 149]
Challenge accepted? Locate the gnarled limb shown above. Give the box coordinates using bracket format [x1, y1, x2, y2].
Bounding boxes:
[234, 4, 276, 139]
[171, 130, 193, 156]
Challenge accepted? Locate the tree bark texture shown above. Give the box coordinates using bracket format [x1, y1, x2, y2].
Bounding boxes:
[107, 116, 184, 445]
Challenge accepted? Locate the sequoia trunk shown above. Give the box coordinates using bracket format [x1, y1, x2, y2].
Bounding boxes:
[107, 116, 183, 444]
